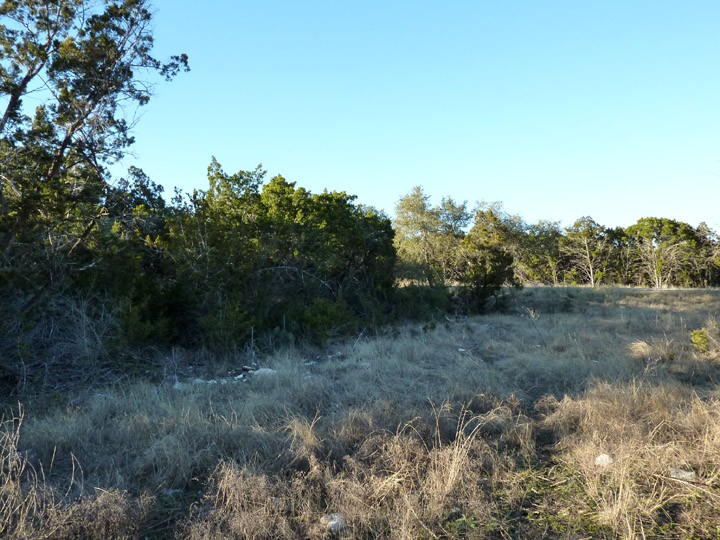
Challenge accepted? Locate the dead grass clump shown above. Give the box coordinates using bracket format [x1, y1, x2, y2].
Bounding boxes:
[1, 410, 55, 539]
[2, 295, 124, 396]
[543, 381, 720, 538]
[628, 339, 654, 360]
[1, 409, 149, 540]
[183, 464, 296, 539]
[20, 382, 289, 494]
[628, 335, 683, 369]
[334, 403, 534, 537]
[52, 489, 152, 540]
[185, 400, 535, 539]
[329, 408, 375, 452]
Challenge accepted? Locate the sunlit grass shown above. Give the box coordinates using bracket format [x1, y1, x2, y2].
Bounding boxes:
[3, 286, 720, 538]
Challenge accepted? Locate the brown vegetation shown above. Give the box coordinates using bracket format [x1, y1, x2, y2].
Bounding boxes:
[2, 287, 720, 538]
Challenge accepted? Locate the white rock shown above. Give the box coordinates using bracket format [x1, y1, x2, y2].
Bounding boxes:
[253, 368, 277, 376]
[172, 381, 188, 390]
[668, 467, 696, 481]
[595, 453, 614, 467]
[458, 348, 467, 352]
[320, 513, 346, 533]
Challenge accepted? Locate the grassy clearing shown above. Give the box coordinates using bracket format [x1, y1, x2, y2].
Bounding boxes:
[2, 287, 720, 538]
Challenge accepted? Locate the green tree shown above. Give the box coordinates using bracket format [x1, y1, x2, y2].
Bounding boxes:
[166, 161, 396, 348]
[88, 167, 195, 345]
[626, 217, 703, 288]
[561, 217, 609, 287]
[457, 209, 519, 311]
[516, 220, 564, 285]
[254, 177, 396, 340]
[393, 186, 443, 285]
[693, 222, 720, 287]
[393, 186, 469, 286]
[0, 0, 188, 312]
[596, 226, 633, 285]
[163, 160, 265, 347]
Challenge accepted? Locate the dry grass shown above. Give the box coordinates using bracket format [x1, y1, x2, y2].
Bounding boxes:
[183, 401, 536, 539]
[542, 381, 720, 538]
[2, 286, 720, 538]
[0, 409, 150, 539]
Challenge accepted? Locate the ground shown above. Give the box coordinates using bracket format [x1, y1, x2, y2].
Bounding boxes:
[2, 287, 720, 538]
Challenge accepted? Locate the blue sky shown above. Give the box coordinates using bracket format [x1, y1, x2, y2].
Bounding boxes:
[119, 1, 720, 230]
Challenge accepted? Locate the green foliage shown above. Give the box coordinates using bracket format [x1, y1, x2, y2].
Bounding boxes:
[690, 328, 710, 354]
[393, 186, 469, 286]
[1, 0, 188, 271]
[445, 512, 479, 537]
[0, 0, 194, 388]
[392, 285, 451, 320]
[159, 161, 396, 350]
[300, 298, 355, 345]
[456, 209, 520, 311]
[626, 217, 704, 288]
[3, 2, 720, 384]
[0, 0, 189, 371]
[457, 245, 516, 311]
[393, 190, 520, 315]
[690, 319, 719, 358]
[560, 217, 610, 287]
[515, 220, 564, 284]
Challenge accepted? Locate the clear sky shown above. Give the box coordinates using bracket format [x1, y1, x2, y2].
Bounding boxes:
[118, 1, 720, 230]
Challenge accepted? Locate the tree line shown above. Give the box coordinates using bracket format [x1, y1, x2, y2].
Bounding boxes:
[2, 0, 719, 387]
[394, 186, 720, 293]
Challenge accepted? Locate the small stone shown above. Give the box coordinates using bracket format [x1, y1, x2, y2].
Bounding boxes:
[595, 453, 614, 467]
[458, 348, 467, 352]
[253, 368, 277, 376]
[320, 513, 346, 533]
[668, 467, 696, 481]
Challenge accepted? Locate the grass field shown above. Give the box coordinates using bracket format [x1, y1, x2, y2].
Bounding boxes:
[2, 287, 720, 538]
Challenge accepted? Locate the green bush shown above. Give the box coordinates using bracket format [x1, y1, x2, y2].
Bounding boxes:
[690, 328, 710, 354]
[690, 319, 719, 358]
[300, 298, 355, 345]
[392, 285, 451, 320]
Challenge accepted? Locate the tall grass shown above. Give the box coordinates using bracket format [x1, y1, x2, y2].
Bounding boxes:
[2, 286, 720, 538]
[0, 409, 150, 539]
